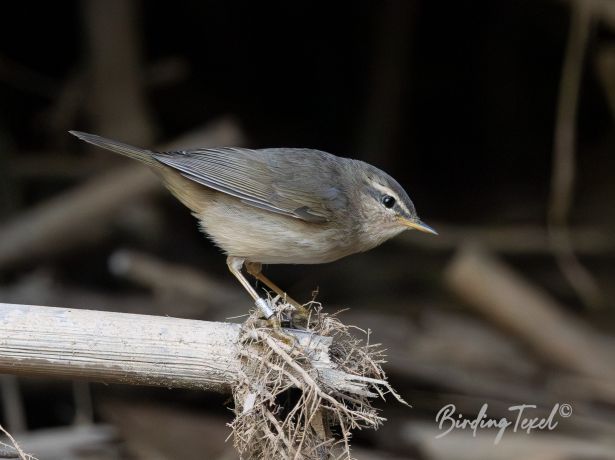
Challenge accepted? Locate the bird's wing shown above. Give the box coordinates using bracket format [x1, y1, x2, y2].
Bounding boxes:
[153, 147, 346, 223]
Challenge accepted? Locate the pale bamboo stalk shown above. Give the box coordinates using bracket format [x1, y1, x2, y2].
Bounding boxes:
[0, 302, 368, 397]
[0, 303, 240, 392]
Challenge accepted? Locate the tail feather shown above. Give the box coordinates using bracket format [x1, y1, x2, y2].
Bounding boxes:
[69, 131, 161, 168]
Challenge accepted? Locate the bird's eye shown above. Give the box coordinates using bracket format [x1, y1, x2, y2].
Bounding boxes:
[382, 195, 396, 209]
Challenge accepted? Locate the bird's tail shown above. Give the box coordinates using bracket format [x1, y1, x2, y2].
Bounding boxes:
[69, 131, 161, 168]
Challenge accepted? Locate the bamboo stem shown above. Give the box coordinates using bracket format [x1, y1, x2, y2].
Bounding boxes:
[0, 302, 240, 392]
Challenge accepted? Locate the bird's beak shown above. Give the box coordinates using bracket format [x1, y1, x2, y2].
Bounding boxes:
[398, 218, 438, 235]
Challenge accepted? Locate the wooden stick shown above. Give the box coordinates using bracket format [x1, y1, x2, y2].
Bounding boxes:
[0, 118, 243, 269]
[0, 303, 240, 392]
[0, 302, 372, 397]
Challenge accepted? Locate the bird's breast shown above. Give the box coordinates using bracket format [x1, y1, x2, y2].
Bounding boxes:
[197, 192, 359, 264]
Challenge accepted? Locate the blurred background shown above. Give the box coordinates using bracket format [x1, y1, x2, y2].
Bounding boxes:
[1, 0, 615, 458]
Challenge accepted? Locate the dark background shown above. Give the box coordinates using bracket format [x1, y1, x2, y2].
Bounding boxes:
[0, 1, 614, 459]
[3, 0, 612, 224]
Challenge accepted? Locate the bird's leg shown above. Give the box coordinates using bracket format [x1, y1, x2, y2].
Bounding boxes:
[227, 256, 296, 345]
[244, 261, 311, 323]
[226, 256, 274, 319]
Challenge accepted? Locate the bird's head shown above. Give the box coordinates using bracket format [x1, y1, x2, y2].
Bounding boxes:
[351, 161, 436, 248]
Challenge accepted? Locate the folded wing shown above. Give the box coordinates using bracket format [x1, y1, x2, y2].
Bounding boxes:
[154, 147, 346, 223]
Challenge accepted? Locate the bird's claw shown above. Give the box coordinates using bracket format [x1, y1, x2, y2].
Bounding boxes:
[266, 316, 299, 347]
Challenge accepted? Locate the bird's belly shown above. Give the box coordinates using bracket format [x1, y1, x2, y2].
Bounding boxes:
[197, 196, 355, 264]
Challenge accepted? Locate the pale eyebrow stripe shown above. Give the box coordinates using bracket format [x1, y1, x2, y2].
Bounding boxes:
[370, 182, 411, 215]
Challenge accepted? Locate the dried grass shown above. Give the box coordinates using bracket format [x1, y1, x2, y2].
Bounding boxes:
[229, 299, 407, 459]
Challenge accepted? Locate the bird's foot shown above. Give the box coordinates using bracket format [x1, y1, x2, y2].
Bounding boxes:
[252, 295, 312, 345]
[282, 303, 312, 330]
[263, 316, 298, 347]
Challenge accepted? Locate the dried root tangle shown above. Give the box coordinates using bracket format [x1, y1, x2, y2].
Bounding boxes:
[230, 301, 406, 459]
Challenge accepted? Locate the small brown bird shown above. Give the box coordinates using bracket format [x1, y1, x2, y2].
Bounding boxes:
[70, 131, 436, 323]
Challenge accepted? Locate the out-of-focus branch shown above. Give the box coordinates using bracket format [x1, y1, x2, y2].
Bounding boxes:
[108, 249, 249, 311]
[596, 43, 615, 122]
[358, 0, 415, 165]
[82, 0, 154, 145]
[400, 222, 615, 255]
[549, 0, 603, 309]
[445, 245, 615, 382]
[402, 420, 615, 460]
[0, 376, 26, 434]
[0, 118, 243, 270]
[3, 425, 115, 460]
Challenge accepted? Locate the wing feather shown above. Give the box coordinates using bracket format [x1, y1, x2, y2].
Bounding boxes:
[153, 147, 345, 223]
